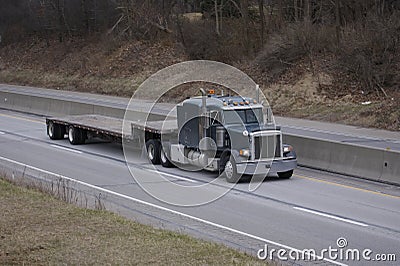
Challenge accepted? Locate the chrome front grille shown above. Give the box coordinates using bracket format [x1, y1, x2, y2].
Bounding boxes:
[252, 132, 282, 160]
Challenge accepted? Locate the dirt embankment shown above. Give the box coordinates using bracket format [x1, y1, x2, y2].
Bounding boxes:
[0, 37, 187, 96]
[0, 37, 398, 130]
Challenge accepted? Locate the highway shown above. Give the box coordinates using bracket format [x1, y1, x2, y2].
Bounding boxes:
[1, 109, 399, 265]
[2, 84, 400, 151]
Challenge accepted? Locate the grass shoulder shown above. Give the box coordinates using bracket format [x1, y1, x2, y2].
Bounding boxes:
[0, 178, 266, 265]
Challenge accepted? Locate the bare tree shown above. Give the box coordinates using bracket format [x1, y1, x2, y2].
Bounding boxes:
[304, 0, 310, 28]
[240, 0, 249, 53]
[258, 0, 265, 46]
[293, 0, 299, 22]
[335, 0, 341, 47]
[215, 0, 220, 35]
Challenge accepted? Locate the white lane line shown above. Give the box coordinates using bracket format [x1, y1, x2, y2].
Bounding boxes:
[0, 131, 5, 135]
[293, 207, 369, 227]
[0, 155, 345, 266]
[146, 169, 198, 183]
[53, 145, 195, 182]
[50, 144, 82, 154]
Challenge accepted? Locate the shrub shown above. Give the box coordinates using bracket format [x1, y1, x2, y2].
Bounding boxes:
[338, 11, 400, 95]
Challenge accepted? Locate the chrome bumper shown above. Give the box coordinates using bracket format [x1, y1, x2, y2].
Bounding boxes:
[236, 157, 297, 176]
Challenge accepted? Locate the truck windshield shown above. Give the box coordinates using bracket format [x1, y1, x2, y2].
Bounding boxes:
[223, 108, 263, 125]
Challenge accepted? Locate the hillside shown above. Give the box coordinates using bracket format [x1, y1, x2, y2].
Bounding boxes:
[1, 1, 399, 130]
[0, 36, 398, 130]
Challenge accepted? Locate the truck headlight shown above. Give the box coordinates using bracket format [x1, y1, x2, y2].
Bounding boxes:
[239, 149, 250, 157]
[283, 145, 293, 154]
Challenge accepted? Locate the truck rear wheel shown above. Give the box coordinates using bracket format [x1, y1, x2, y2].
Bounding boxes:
[278, 170, 293, 179]
[146, 140, 161, 165]
[223, 156, 240, 183]
[160, 145, 174, 168]
[48, 122, 64, 140]
[68, 126, 86, 145]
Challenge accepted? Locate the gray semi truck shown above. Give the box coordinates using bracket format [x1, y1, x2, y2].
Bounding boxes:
[46, 89, 297, 182]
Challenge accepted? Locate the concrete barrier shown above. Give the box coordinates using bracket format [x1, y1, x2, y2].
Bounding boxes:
[283, 134, 400, 184]
[381, 149, 400, 184]
[329, 142, 385, 180]
[1, 91, 93, 116]
[0, 90, 168, 121]
[284, 135, 331, 171]
[1, 90, 115, 118]
[93, 105, 125, 118]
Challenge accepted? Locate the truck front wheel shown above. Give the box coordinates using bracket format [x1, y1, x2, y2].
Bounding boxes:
[146, 140, 161, 165]
[223, 156, 240, 183]
[278, 170, 293, 179]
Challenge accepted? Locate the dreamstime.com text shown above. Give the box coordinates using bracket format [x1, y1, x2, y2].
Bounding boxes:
[257, 237, 397, 263]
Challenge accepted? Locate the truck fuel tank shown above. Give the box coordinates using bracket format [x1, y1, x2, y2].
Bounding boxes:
[216, 126, 225, 148]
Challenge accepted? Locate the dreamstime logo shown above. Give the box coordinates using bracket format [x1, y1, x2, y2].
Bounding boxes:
[121, 60, 275, 206]
[336, 237, 348, 248]
[257, 237, 397, 263]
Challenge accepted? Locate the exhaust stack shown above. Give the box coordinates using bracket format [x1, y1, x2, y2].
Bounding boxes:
[256, 84, 260, 103]
[199, 88, 207, 141]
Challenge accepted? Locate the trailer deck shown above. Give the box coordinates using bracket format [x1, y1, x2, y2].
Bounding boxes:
[46, 114, 178, 139]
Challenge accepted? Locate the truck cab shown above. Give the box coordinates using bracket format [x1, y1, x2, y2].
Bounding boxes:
[162, 89, 297, 183]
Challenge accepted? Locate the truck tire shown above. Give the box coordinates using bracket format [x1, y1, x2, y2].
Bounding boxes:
[223, 156, 240, 183]
[47, 122, 64, 140]
[68, 126, 86, 145]
[146, 140, 161, 165]
[278, 170, 293, 179]
[160, 146, 174, 168]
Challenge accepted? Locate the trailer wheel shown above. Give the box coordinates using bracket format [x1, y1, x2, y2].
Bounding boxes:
[68, 126, 86, 145]
[47, 122, 64, 140]
[160, 145, 174, 168]
[223, 156, 240, 183]
[146, 140, 161, 165]
[278, 170, 293, 179]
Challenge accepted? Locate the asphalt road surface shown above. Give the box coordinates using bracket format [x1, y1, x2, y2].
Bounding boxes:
[1, 109, 399, 265]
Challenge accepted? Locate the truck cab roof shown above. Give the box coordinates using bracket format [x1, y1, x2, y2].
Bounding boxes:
[182, 94, 264, 111]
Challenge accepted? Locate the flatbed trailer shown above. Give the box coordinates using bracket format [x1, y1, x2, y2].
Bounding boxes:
[46, 114, 177, 145]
